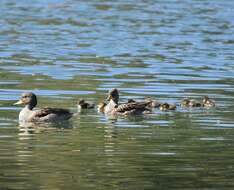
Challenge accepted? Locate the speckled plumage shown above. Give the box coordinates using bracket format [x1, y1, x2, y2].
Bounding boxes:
[104, 88, 151, 115]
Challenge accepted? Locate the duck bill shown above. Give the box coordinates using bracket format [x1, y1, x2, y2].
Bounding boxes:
[13, 99, 24, 105]
[106, 95, 111, 101]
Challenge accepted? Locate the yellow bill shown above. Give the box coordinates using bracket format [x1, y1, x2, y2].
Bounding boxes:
[13, 100, 23, 105]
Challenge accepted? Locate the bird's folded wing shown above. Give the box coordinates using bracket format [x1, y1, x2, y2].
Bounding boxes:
[33, 107, 71, 118]
[115, 102, 149, 112]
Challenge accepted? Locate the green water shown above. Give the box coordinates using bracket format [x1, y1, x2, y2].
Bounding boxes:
[0, 0, 234, 189]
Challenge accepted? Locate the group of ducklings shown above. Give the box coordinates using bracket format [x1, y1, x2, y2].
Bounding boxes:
[80, 88, 215, 114]
[14, 88, 215, 123]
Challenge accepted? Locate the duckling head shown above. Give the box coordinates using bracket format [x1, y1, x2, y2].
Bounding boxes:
[127, 99, 136, 103]
[202, 96, 215, 107]
[181, 99, 190, 106]
[144, 97, 152, 102]
[202, 96, 210, 104]
[78, 99, 85, 105]
[14, 92, 37, 110]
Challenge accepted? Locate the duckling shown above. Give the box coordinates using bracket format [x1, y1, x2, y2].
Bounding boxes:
[181, 98, 202, 107]
[144, 97, 161, 108]
[127, 99, 136, 103]
[181, 98, 190, 107]
[77, 99, 95, 110]
[202, 96, 215, 107]
[189, 99, 202, 107]
[159, 103, 176, 111]
[105, 88, 151, 115]
[97, 102, 107, 113]
[14, 92, 73, 123]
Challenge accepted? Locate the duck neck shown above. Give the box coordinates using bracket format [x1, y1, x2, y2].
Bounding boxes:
[26, 103, 35, 110]
[112, 97, 119, 105]
[105, 99, 117, 114]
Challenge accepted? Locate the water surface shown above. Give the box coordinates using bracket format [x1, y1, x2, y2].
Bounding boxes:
[0, 0, 234, 189]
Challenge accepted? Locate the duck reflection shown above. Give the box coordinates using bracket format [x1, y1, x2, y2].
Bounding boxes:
[18, 121, 73, 139]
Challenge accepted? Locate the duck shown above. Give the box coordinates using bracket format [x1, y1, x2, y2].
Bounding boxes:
[202, 96, 215, 107]
[181, 98, 202, 107]
[97, 98, 134, 114]
[97, 102, 107, 113]
[144, 97, 161, 108]
[104, 88, 152, 115]
[14, 92, 73, 123]
[77, 99, 95, 110]
[159, 103, 176, 111]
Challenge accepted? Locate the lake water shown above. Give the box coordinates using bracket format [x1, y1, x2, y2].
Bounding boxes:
[0, 0, 234, 189]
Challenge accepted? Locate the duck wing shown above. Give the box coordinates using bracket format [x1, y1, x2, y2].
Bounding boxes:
[32, 107, 73, 121]
[115, 102, 150, 113]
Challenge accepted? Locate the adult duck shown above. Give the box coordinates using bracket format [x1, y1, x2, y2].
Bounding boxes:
[104, 88, 151, 115]
[14, 92, 73, 123]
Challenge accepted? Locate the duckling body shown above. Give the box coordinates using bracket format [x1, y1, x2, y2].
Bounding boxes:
[202, 96, 215, 107]
[14, 92, 73, 123]
[127, 99, 136, 103]
[77, 99, 95, 110]
[159, 103, 176, 111]
[181, 99, 202, 107]
[104, 89, 151, 115]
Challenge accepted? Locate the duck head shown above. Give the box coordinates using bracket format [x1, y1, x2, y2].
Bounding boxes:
[106, 88, 119, 104]
[14, 92, 37, 110]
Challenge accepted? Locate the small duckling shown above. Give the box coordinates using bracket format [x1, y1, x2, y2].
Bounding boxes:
[181, 99, 190, 107]
[160, 103, 176, 111]
[181, 98, 202, 107]
[202, 96, 215, 107]
[78, 99, 95, 110]
[144, 97, 161, 108]
[127, 99, 136, 103]
[189, 99, 202, 107]
[97, 102, 107, 113]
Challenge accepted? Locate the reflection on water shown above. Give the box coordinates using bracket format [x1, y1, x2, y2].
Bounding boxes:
[0, 0, 234, 189]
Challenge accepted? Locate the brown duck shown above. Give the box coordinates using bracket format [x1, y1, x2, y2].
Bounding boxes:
[104, 88, 151, 115]
[14, 92, 73, 123]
